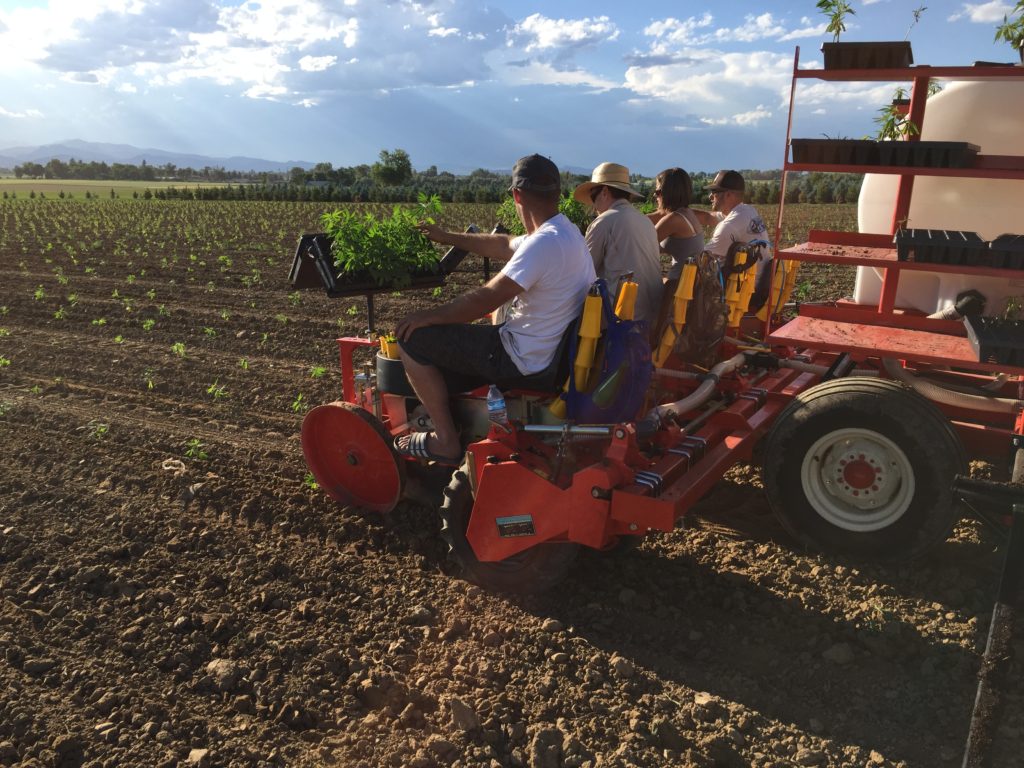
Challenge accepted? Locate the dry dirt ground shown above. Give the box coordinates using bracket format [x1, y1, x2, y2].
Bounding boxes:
[1, 202, 1022, 768]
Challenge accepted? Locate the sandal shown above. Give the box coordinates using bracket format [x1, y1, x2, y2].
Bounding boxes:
[393, 432, 463, 466]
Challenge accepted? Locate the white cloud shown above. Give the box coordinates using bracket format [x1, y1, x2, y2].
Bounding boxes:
[643, 14, 714, 46]
[712, 13, 787, 43]
[298, 55, 337, 72]
[700, 104, 772, 127]
[0, 106, 44, 118]
[503, 60, 618, 91]
[0, 0, 508, 104]
[948, 2, 1014, 22]
[512, 13, 618, 53]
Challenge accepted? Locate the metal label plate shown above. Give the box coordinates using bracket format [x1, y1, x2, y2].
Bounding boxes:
[495, 514, 536, 538]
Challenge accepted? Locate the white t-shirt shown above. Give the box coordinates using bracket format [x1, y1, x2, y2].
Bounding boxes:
[706, 203, 773, 262]
[499, 213, 596, 375]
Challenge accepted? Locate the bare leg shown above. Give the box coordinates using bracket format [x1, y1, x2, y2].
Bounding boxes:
[396, 348, 461, 458]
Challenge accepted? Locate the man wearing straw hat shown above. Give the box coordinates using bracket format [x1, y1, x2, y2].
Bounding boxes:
[573, 162, 663, 329]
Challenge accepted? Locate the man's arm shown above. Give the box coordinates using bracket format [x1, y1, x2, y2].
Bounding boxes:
[418, 223, 516, 261]
[395, 274, 522, 341]
[691, 209, 719, 228]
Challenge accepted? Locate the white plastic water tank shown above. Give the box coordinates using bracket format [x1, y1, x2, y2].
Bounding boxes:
[855, 77, 1024, 315]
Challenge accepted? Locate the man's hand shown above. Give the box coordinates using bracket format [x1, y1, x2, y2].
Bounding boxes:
[395, 308, 437, 342]
[417, 221, 450, 245]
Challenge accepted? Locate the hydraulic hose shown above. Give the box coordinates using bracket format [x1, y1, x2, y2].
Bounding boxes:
[645, 353, 746, 423]
[882, 357, 1023, 414]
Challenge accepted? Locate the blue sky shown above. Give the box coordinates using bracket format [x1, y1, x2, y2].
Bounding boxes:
[0, 0, 1018, 174]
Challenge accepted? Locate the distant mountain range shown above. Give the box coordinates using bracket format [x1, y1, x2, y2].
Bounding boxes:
[0, 139, 315, 173]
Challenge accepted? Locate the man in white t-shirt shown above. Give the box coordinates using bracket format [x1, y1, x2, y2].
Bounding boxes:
[695, 169, 774, 310]
[394, 154, 595, 464]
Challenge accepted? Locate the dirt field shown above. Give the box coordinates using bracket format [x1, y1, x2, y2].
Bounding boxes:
[0, 200, 1020, 768]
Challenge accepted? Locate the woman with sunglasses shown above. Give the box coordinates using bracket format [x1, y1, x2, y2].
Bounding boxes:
[647, 168, 704, 281]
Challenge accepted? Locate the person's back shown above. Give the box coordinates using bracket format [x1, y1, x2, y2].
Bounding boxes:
[574, 163, 663, 329]
[500, 212, 595, 374]
[588, 200, 662, 325]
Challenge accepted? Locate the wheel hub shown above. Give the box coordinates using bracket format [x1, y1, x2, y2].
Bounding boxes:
[802, 429, 914, 532]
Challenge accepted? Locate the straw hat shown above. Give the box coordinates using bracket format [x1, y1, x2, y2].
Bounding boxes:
[573, 162, 643, 205]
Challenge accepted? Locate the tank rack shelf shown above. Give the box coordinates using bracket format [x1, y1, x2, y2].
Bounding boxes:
[784, 155, 1024, 179]
[767, 316, 1024, 375]
[776, 231, 1024, 278]
[793, 64, 1024, 82]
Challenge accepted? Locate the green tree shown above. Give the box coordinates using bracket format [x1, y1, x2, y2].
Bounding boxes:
[372, 149, 413, 186]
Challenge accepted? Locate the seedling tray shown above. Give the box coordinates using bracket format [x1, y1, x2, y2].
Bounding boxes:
[965, 315, 1024, 366]
[878, 141, 979, 168]
[821, 41, 913, 70]
[894, 229, 987, 265]
[990, 235, 1024, 270]
[791, 139, 879, 165]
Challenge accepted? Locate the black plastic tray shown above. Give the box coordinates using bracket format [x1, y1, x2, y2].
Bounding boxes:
[821, 41, 913, 70]
[966, 315, 1024, 366]
[894, 229, 987, 265]
[990, 235, 1024, 270]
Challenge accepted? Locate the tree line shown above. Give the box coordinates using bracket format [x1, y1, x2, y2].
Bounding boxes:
[6, 147, 863, 205]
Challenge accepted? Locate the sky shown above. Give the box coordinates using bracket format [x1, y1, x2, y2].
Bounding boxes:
[0, 0, 1019, 174]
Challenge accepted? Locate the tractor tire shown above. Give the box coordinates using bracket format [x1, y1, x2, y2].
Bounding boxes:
[439, 461, 580, 593]
[761, 377, 966, 561]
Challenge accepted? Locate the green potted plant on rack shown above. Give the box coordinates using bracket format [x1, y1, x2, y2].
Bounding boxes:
[994, 1, 1024, 63]
[319, 193, 446, 294]
[818, 0, 914, 70]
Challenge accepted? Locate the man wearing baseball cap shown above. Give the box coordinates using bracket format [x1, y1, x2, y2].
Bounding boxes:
[393, 153, 595, 465]
[695, 169, 773, 310]
[573, 162, 663, 329]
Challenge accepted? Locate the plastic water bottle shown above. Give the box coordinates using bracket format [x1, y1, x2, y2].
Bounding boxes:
[486, 385, 508, 425]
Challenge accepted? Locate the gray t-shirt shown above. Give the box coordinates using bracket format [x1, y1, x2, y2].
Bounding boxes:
[584, 199, 663, 328]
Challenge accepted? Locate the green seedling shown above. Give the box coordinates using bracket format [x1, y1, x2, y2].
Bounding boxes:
[86, 420, 110, 440]
[113, 335, 125, 344]
[207, 380, 228, 400]
[184, 438, 208, 461]
[0, 356, 10, 368]
[0, 328, 9, 337]
[54, 306, 67, 320]
[146, 289, 157, 300]
[142, 319, 155, 331]
[203, 327, 217, 338]
[143, 368, 155, 390]
[67, 293, 78, 305]
[309, 366, 326, 379]
[0, 402, 12, 417]
[291, 393, 305, 412]
[33, 286, 45, 301]
[220, 309, 231, 321]
[238, 358, 249, 370]
[303, 472, 319, 491]
[171, 342, 186, 358]
[92, 317, 107, 326]
[288, 291, 301, 307]
[29, 385, 42, 395]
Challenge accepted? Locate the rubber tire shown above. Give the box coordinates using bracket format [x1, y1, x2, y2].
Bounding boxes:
[762, 377, 966, 561]
[439, 461, 580, 593]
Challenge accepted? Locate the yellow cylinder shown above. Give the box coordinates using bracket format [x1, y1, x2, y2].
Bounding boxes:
[654, 262, 699, 367]
[614, 281, 638, 321]
[550, 287, 604, 416]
